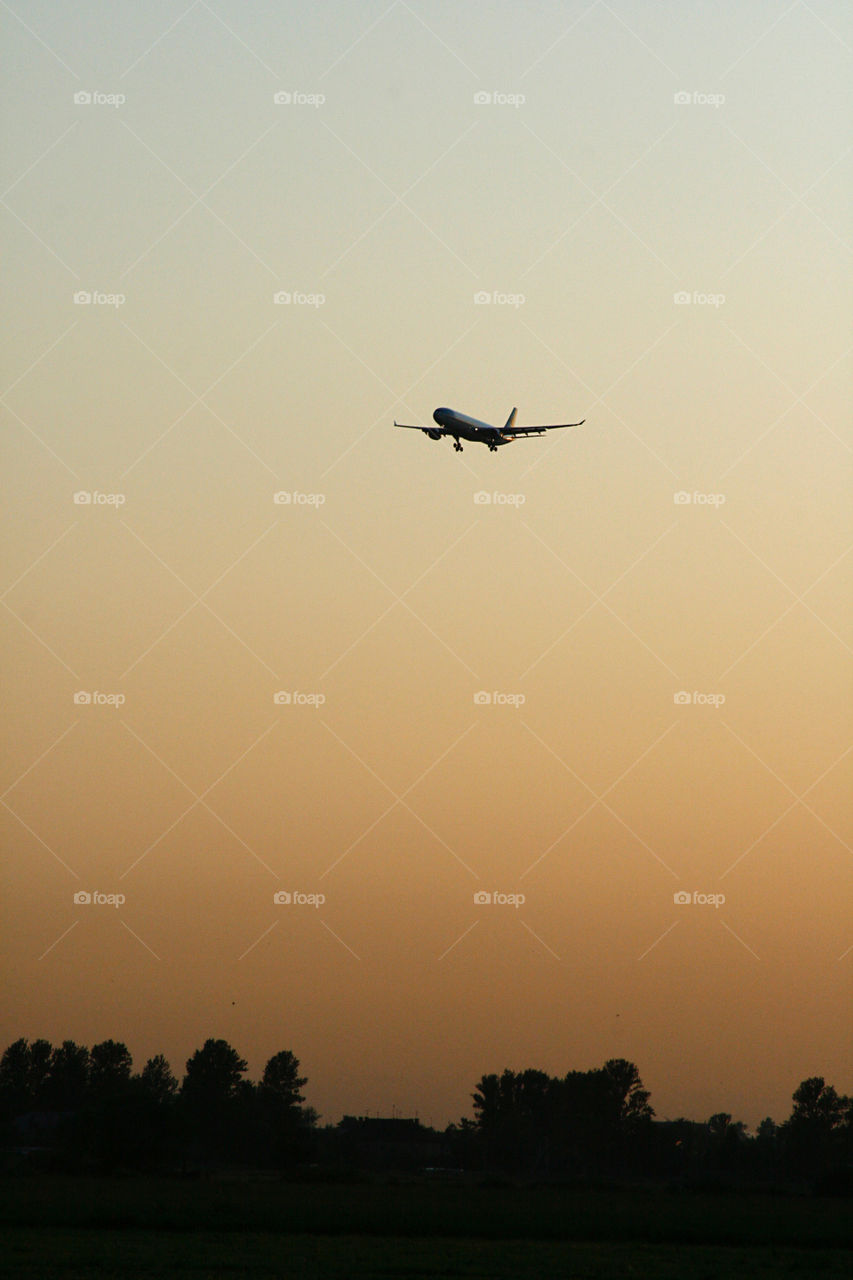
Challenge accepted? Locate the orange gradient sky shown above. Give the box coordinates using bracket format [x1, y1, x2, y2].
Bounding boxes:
[2, 1, 851, 1129]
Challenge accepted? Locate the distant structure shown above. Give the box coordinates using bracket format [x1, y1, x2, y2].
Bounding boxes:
[337, 1115, 442, 1171]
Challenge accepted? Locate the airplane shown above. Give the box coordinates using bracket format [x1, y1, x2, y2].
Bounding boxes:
[394, 406, 585, 452]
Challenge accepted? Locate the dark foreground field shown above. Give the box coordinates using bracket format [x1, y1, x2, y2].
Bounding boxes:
[2, 1176, 851, 1279]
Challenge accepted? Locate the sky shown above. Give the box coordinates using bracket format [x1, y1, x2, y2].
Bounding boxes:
[1, 0, 851, 1131]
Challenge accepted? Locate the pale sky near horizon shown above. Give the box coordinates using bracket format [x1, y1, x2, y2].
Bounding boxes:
[2, 0, 851, 1129]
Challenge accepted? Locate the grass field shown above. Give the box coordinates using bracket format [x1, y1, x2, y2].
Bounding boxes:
[2, 1176, 850, 1278]
[4, 1226, 853, 1279]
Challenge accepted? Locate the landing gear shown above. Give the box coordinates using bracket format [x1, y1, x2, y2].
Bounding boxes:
[488, 442, 498, 452]
[453, 439, 463, 451]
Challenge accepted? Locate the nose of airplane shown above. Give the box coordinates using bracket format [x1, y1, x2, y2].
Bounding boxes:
[433, 407, 447, 424]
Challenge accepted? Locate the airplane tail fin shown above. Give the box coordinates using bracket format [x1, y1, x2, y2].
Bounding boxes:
[503, 407, 517, 432]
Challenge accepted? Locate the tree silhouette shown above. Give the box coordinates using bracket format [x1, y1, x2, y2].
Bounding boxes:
[89, 1040, 132, 1099]
[3, 1029, 849, 1185]
[79, 1042, 133, 1168]
[182, 1039, 248, 1109]
[472, 1068, 554, 1170]
[0, 1038, 53, 1116]
[755, 1116, 777, 1142]
[703, 1112, 748, 1174]
[782, 1076, 851, 1179]
[256, 1050, 315, 1165]
[137, 1054, 178, 1106]
[602, 1058, 654, 1128]
[180, 1039, 249, 1162]
[471, 1060, 653, 1175]
[752, 1116, 779, 1180]
[44, 1041, 89, 1110]
[788, 1077, 846, 1130]
[261, 1050, 307, 1107]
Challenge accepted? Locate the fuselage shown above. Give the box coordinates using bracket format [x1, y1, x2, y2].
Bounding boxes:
[433, 407, 507, 444]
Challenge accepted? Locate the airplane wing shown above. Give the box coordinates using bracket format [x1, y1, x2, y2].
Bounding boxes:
[508, 419, 585, 437]
[394, 420, 430, 430]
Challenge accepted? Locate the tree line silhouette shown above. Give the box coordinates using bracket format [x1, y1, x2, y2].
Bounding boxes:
[1, 1036, 850, 1189]
[1, 1037, 313, 1170]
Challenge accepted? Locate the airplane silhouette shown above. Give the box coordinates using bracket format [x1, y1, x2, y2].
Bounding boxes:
[395, 406, 585, 452]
